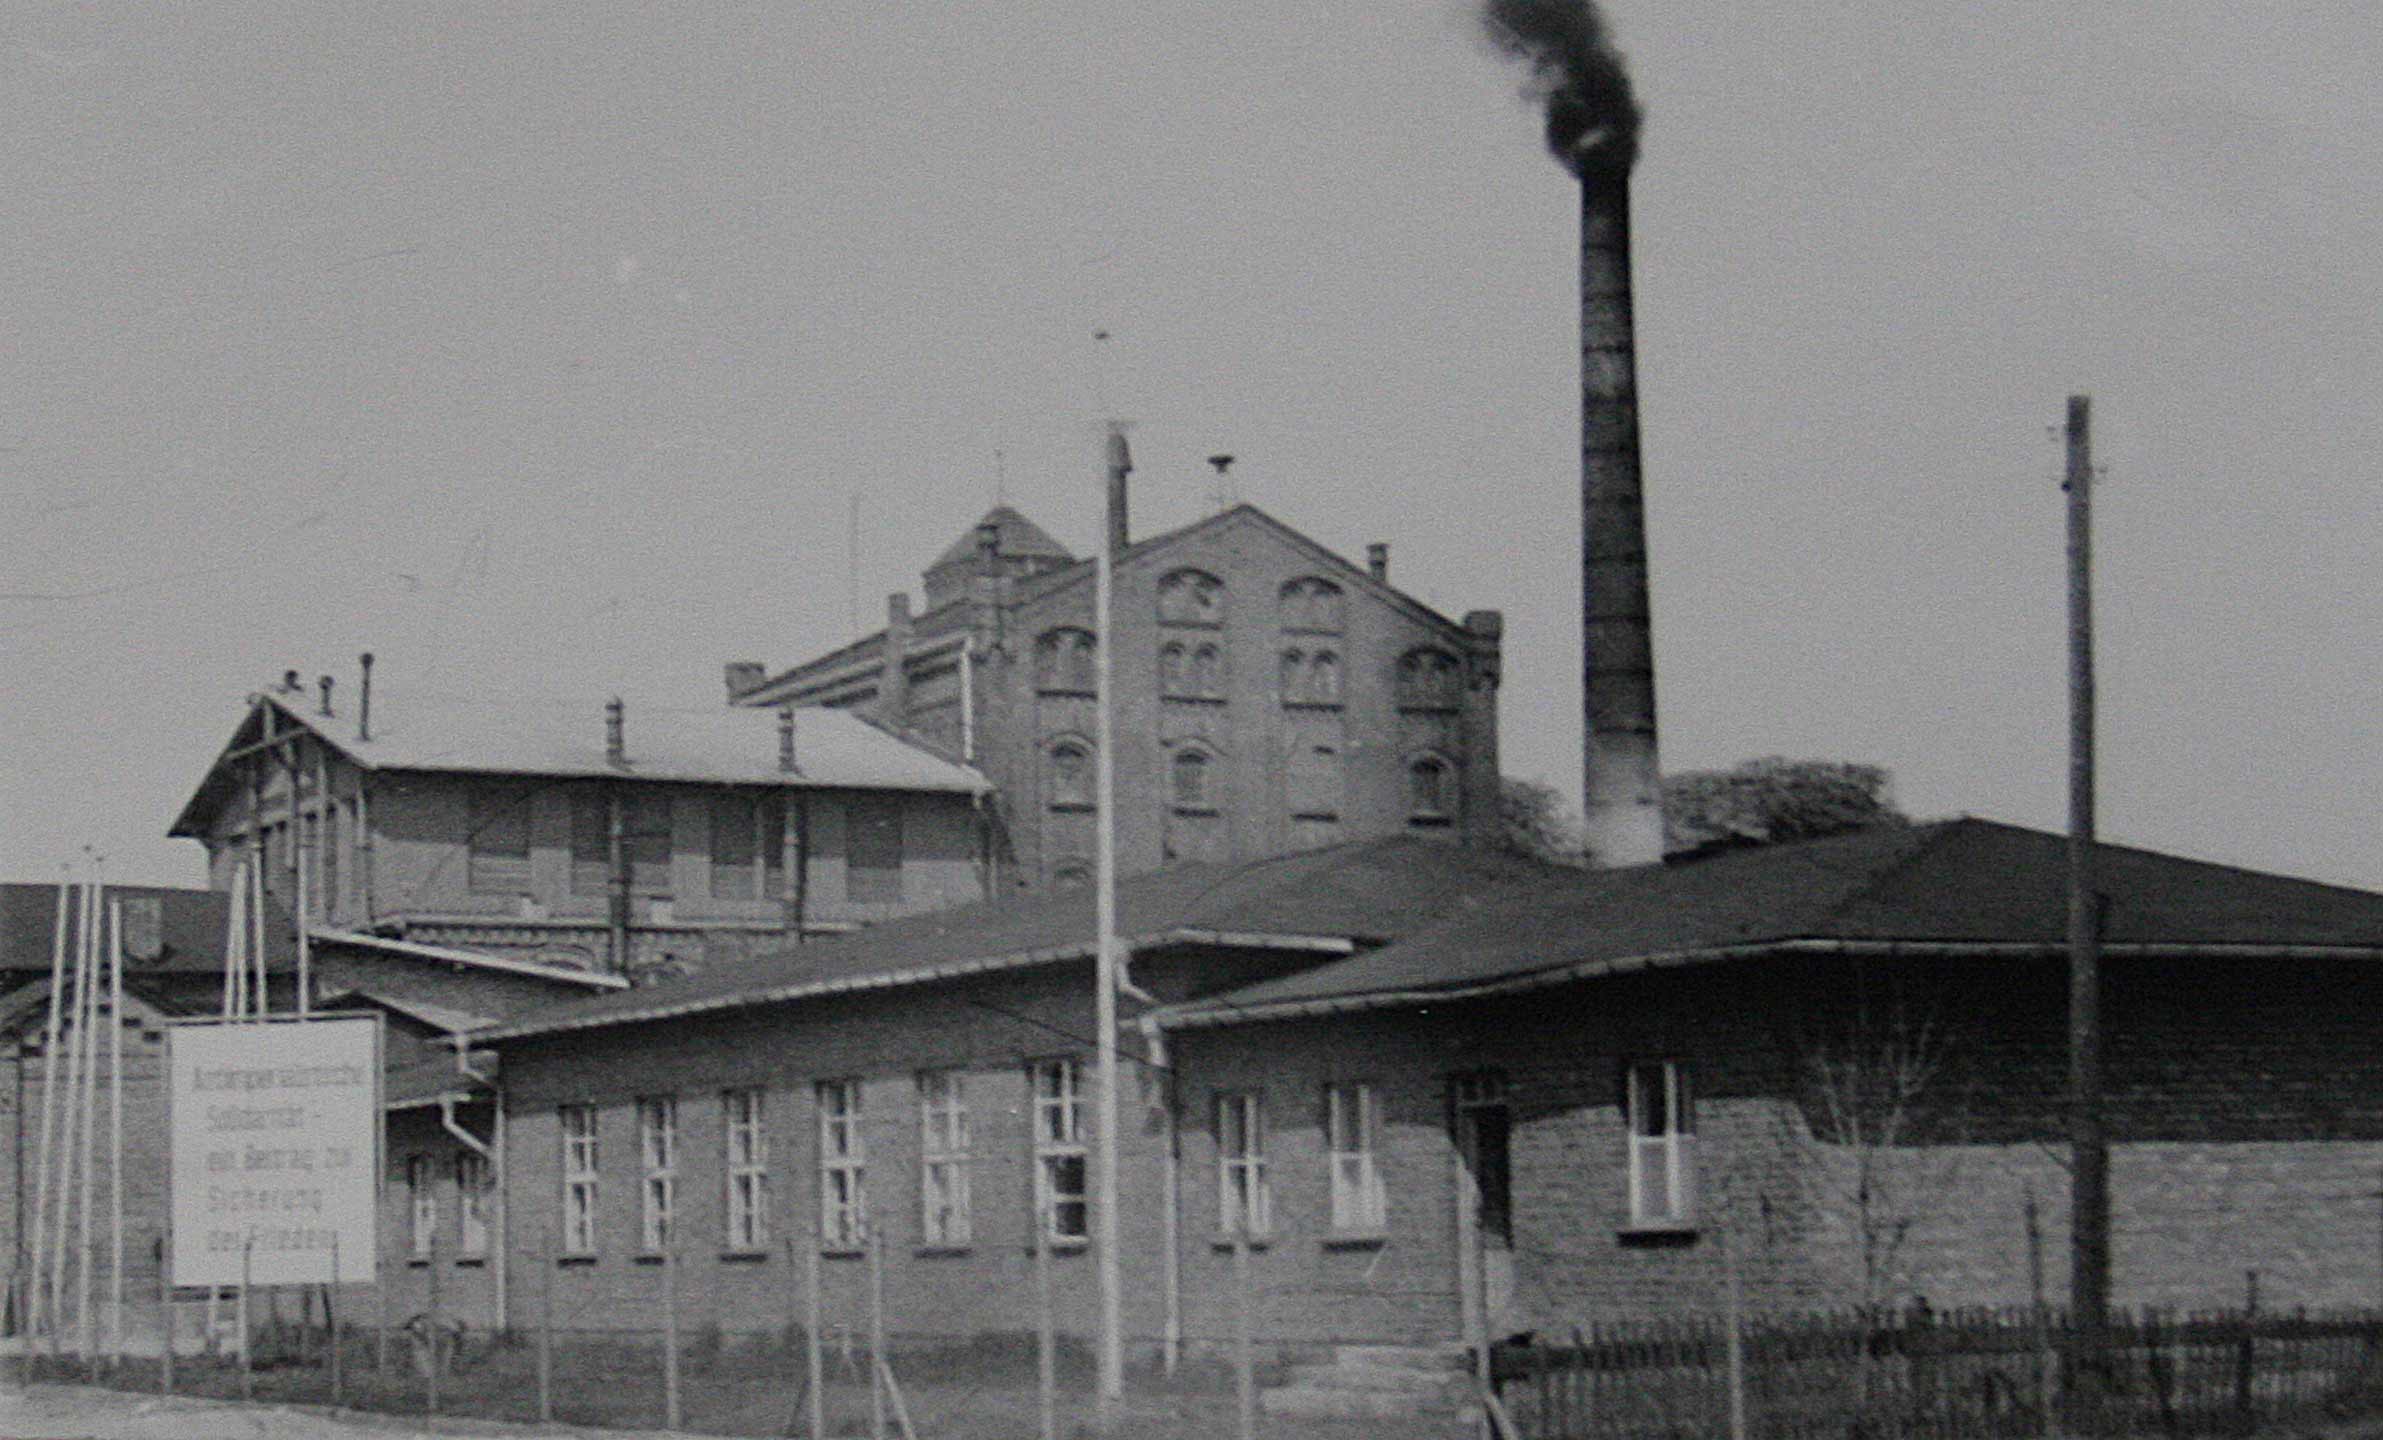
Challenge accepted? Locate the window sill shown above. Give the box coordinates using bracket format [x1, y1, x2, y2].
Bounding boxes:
[1027, 1238, 1090, 1255]
[914, 1244, 974, 1258]
[1617, 1223, 1701, 1249]
[1321, 1230, 1390, 1250]
[455, 1256, 487, 1269]
[1210, 1234, 1274, 1251]
[1281, 700, 1344, 712]
[1161, 693, 1227, 706]
[1171, 805, 1220, 818]
[406, 1258, 431, 1269]
[1406, 815, 1453, 829]
[632, 1253, 676, 1266]
[1049, 801, 1093, 814]
[556, 1254, 598, 1267]
[819, 1247, 867, 1260]
[718, 1250, 771, 1264]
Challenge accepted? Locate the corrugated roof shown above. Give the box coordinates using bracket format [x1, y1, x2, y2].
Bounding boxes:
[173, 690, 987, 835]
[0, 883, 298, 976]
[1154, 819, 2383, 1023]
[477, 837, 1559, 1043]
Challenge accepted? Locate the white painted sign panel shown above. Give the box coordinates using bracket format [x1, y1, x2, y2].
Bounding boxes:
[169, 1016, 380, 1287]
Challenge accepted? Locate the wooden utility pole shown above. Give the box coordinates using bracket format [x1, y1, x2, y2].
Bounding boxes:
[2065, 393, 2110, 1326]
[1092, 422, 1129, 1406]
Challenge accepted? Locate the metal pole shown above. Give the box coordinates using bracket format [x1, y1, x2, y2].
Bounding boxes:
[537, 1227, 554, 1424]
[107, 897, 124, 1374]
[1724, 1230, 1748, 1440]
[75, 872, 101, 1369]
[25, 878, 71, 1344]
[158, 1235, 173, 1396]
[1093, 420, 1128, 1406]
[239, 1236, 253, 1403]
[47, 879, 92, 1358]
[1233, 1228, 1256, 1440]
[426, 1226, 442, 1414]
[329, 1230, 342, 1409]
[805, 1234, 826, 1440]
[2065, 393, 2110, 1330]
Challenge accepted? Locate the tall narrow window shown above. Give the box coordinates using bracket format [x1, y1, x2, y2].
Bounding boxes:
[1048, 742, 1092, 810]
[639, 1096, 678, 1251]
[625, 793, 673, 896]
[408, 1155, 436, 1258]
[918, 1071, 971, 1246]
[847, 798, 904, 904]
[569, 790, 609, 895]
[1327, 1084, 1386, 1233]
[1408, 756, 1453, 825]
[1031, 1059, 1088, 1242]
[725, 1088, 769, 1251]
[468, 786, 532, 892]
[561, 1105, 599, 1255]
[1192, 644, 1223, 697]
[818, 1079, 866, 1249]
[1171, 750, 1213, 811]
[1217, 1093, 1270, 1237]
[710, 792, 757, 898]
[1625, 1062, 1696, 1228]
[456, 1152, 491, 1257]
[322, 803, 341, 916]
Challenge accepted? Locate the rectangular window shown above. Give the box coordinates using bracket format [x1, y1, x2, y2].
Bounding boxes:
[561, 1105, 600, 1255]
[1031, 1059, 1087, 1242]
[1626, 1062, 1696, 1228]
[456, 1152, 490, 1257]
[710, 793, 788, 901]
[569, 790, 610, 896]
[639, 1096, 678, 1251]
[818, 1079, 866, 1249]
[1217, 1093, 1270, 1237]
[1326, 1084, 1386, 1233]
[626, 792, 673, 896]
[725, 1088, 770, 1251]
[468, 786, 533, 893]
[407, 1154, 436, 1258]
[918, 1071, 971, 1246]
[846, 798, 904, 904]
[322, 803, 341, 916]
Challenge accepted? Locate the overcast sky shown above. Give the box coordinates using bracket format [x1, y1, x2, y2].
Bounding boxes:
[4, 2, 2377, 891]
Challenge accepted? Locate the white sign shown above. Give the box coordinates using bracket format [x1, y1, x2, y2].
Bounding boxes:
[169, 1016, 380, 1287]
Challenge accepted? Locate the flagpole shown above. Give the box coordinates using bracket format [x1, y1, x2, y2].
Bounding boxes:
[1093, 421, 1129, 1406]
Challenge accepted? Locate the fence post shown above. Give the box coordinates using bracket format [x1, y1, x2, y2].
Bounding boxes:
[157, 1235, 172, 1397]
[1037, 1215, 1058, 1440]
[537, 1226, 554, 1424]
[662, 1242, 682, 1432]
[1725, 1233, 1748, 1440]
[426, 1227, 442, 1415]
[374, 1237, 388, 1379]
[868, 1221, 888, 1440]
[238, 1237, 252, 1404]
[805, 1235, 826, 1440]
[328, 1231, 342, 1409]
[1234, 1228, 1256, 1440]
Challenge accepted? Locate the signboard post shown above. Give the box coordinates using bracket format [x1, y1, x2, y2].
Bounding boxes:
[166, 1015, 382, 1290]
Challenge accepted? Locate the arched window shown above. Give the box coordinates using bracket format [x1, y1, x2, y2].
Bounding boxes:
[1159, 642, 1189, 696]
[1048, 740, 1092, 809]
[1158, 569, 1226, 627]
[1396, 648, 1463, 710]
[1171, 749, 1214, 810]
[1279, 648, 1304, 698]
[1308, 651, 1340, 703]
[1278, 577, 1344, 633]
[1407, 755, 1454, 824]
[1036, 628, 1097, 694]
[1052, 861, 1092, 891]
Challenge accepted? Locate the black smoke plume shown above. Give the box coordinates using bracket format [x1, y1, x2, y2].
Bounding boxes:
[1481, 0, 1641, 175]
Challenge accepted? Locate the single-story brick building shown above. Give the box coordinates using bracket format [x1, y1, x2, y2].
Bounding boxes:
[468, 819, 2383, 1367]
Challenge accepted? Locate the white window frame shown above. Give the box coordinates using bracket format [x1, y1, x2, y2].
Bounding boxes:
[918, 1070, 972, 1246]
[1326, 1083, 1387, 1234]
[725, 1087, 769, 1252]
[407, 1154, 436, 1258]
[1216, 1092, 1270, 1238]
[455, 1151, 490, 1258]
[818, 1079, 867, 1250]
[1626, 1062, 1696, 1228]
[561, 1105, 599, 1255]
[639, 1095, 678, 1251]
[1031, 1059, 1088, 1243]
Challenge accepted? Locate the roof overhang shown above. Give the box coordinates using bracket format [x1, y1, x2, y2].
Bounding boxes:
[1145, 936, 2383, 1033]
[475, 927, 1360, 1045]
[312, 929, 630, 991]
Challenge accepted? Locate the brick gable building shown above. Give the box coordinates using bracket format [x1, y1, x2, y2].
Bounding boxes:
[728, 502, 1505, 892]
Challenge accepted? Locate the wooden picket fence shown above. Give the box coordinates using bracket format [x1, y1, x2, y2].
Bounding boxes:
[1492, 1305, 2383, 1440]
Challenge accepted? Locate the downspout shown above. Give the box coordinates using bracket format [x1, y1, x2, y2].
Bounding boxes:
[1139, 1015, 1180, 1372]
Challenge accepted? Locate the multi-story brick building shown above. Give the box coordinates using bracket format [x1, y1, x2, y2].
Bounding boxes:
[168, 676, 994, 982]
[726, 500, 1506, 891]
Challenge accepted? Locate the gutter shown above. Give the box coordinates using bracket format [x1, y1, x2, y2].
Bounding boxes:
[1144, 937, 2383, 1032]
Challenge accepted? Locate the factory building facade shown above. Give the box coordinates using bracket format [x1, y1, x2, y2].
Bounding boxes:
[728, 502, 1505, 893]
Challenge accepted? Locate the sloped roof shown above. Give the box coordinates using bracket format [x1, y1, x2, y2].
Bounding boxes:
[1153, 819, 2383, 1026]
[172, 689, 988, 835]
[928, 505, 1074, 573]
[310, 929, 628, 991]
[0, 883, 298, 976]
[317, 986, 495, 1037]
[477, 837, 1558, 1044]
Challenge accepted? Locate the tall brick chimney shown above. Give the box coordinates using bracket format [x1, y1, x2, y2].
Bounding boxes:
[1578, 151, 1664, 868]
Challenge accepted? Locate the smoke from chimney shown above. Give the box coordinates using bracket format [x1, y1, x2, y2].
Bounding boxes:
[1484, 0, 1663, 867]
